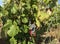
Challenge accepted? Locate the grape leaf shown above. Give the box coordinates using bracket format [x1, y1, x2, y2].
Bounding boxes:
[10, 37, 17, 44]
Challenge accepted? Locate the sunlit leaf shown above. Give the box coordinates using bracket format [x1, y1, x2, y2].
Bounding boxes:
[7, 25, 19, 37]
[22, 17, 28, 23]
[23, 25, 29, 33]
[10, 37, 17, 44]
[3, 19, 12, 29]
[0, 12, 3, 17]
[36, 18, 41, 27]
[11, 7, 17, 14]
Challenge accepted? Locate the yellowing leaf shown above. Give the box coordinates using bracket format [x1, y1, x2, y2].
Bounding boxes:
[36, 18, 41, 27]
[7, 0, 11, 3]
[37, 10, 41, 17]
[4, 0, 11, 3]
[38, 12, 50, 21]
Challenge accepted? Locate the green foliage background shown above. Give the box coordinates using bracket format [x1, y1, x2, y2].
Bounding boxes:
[0, 0, 60, 44]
